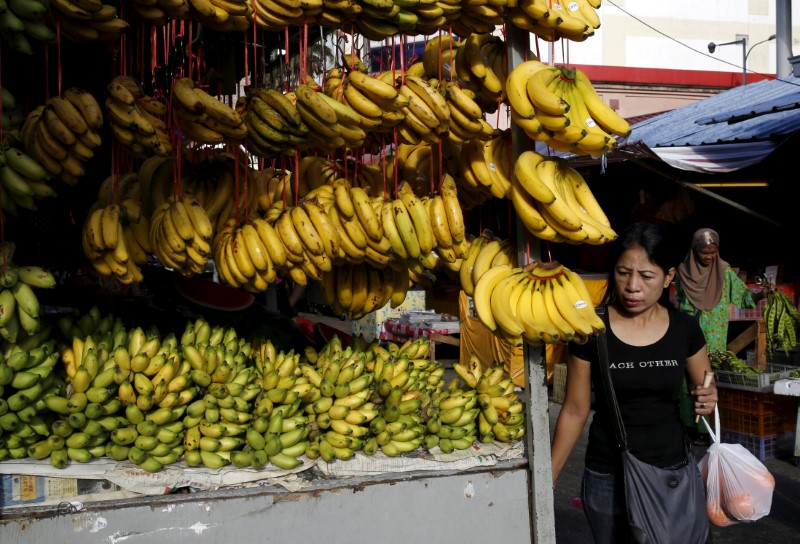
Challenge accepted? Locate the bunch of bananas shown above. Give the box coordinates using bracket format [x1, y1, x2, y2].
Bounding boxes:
[0, 0, 54, 55]
[473, 361, 525, 443]
[185, 0, 252, 31]
[20, 88, 103, 185]
[0, 242, 57, 342]
[453, 33, 506, 105]
[395, 75, 450, 145]
[48, 0, 129, 43]
[249, 0, 311, 30]
[755, 274, 800, 358]
[82, 203, 144, 284]
[36, 310, 121, 466]
[506, 61, 630, 156]
[370, 348, 438, 457]
[511, 152, 616, 244]
[131, 0, 250, 28]
[172, 78, 248, 145]
[105, 76, 172, 159]
[119, 323, 240, 471]
[229, 0, 603, 40]
[1, 87, 25, 134]
[244, 87, 309, 158]
[426, 382, 479, 453]
[49, 337, 126, 466]
[292, 156, 339, 199]
[288, 82, 361, 153]
[304, 347, 380, 462]
[366, 384, 424, 457]
[211, 217, 282, 292]
[325, 68, 402, 137]
[182, 324, 270, 470]
[0, 340, 63, 463]
[265, 197, 341, 285]
[0, 143, 55, 214]
[294, 179, 380, 270]
[149, 196, 214, 277]
[458, 231, 517, 297]
[139, 152, 238, 236]
[509, 0, 600, 42]
[472, 260, 606, 346]
[459, 130, 512, 199]
[444, 82, 495, 143]
[319, 264, 401, 320]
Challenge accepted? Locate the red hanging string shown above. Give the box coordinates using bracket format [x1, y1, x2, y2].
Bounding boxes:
[238, 147, 249, 224]
[243, 25, 249, 87]
[292, 150, 300, 207]
[437, 30, 443, 83]
[252, 7, 258, 87]
[398, 34, 405, 86]
[392, 128, 399, 198]
[381, 134, 387, 200]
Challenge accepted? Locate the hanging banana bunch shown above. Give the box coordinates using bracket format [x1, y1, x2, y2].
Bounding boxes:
[471, 260, 606, 347]
[511, 152, 617, 244]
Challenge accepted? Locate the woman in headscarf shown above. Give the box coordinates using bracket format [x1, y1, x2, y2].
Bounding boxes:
[674, 228, 756, 444]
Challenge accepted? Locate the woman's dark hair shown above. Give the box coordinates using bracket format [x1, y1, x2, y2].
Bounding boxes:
[602, 222, 680, 306]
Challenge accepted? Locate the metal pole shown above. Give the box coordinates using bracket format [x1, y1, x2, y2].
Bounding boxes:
[507, 23, 557, 544]
[776, 0, 792, 78]
[742, 39, 747, 85]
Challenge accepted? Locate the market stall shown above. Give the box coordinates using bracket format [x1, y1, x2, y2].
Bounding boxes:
[0, 2, 631, 542]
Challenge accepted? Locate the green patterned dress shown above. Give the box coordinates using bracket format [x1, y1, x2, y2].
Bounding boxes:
[674, 267, 756, 352]
[674, 267, 755, 433]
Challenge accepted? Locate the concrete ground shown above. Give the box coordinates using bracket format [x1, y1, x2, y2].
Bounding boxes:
[549, 401, 800, 543]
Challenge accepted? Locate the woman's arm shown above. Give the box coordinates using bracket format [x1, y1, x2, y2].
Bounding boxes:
[686, 346, 718, 419]
[551, 354, 593, 488]
[727, 268, 757, 309]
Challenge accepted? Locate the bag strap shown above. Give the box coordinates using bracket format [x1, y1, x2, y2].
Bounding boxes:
[595, 307, 629, 451]
[701, 403, 721, 444]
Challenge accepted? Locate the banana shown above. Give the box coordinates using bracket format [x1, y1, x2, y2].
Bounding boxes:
[391, 198, 421, 260]
[504, 59, 549, 119]
[513, 150, 555, 204]
[473, 264, 516, 332]
[350, 187, 383, 243]
[561, 164, 614, 232]
[348, 69, 398, 103]
[274, 209, 305, 257]
[404, 76, 450, 126]
[540, 279, 575, 341]
[534, 157, 583, 231]
[380, 200, 408, 261]
[526, 65, 570, 117]
[470, 238, 505, 287]
[398, 182, 434, 253]
[438, 174, 465, 243]
[490, 270, 527, 342]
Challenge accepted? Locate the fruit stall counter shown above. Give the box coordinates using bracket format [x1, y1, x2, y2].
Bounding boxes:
[0, 454, 532, 543]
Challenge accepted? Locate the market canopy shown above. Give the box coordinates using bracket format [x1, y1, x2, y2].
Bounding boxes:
[610, 74, 800, 174]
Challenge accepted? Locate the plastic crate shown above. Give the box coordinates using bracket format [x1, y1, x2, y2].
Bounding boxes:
[714, 363, 798, 392]
[719, 429, 795, 461]
[718, 388, 797, 417]
[719, 409, 794, 437]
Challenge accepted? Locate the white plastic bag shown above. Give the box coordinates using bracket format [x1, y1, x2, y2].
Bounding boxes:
[698, 405, 776, 526]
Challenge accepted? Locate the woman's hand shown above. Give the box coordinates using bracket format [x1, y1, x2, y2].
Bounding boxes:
[691, 382, 717, 418]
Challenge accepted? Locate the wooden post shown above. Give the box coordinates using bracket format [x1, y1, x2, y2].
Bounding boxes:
[507, 24, 557, 544]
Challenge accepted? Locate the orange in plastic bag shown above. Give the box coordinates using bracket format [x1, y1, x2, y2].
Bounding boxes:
[698, 407, 776, 526]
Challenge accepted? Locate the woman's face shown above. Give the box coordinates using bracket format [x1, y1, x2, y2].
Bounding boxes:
[613, 245, 674, 313]
[696, 244, 719, 267]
